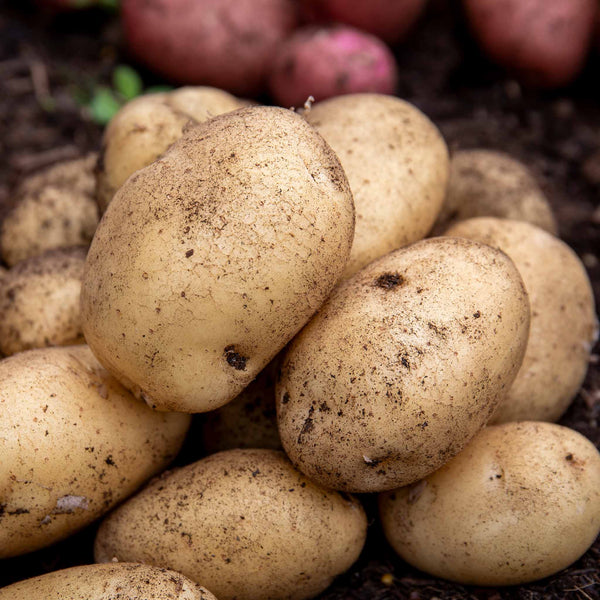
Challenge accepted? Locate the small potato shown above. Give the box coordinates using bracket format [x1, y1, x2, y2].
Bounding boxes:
[0, 345, 190, 558]
[306, 94, 449, 277]
[268, 26, 398, 108]
[94, 449, 367, 600]
[444, 217, 598, 423]
[0, 563, 217, 600]
[433, 149, 557, 235]
[0, 156, 99, 266]
[463, 0, 596, 87]
[0, 246, 87, 356]
[379, 422, 600, 586]
[277, 237, 530, 492]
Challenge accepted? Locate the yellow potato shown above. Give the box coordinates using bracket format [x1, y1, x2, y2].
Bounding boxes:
[94, 449, 367, 600]
[379, 422, 600, 586]
[277, 237, 530, 492]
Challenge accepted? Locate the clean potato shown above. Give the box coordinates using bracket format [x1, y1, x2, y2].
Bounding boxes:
[0, 246, 87, 356]
[379, 422, 600, 585]
[277, 237, 530, 492]
[306, 94, 449, 277]
[0, 345, 190, 558]
[96, 88, 248, 211]
[445, 217, 598, 423]
[94, 449, 367, 600]
[0, 563, 217, 600]
[433, 149, 557, 234]
[81, 106, 355, 413]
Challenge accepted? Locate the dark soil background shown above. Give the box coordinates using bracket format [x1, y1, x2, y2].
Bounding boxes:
[0, 0, 599, 598]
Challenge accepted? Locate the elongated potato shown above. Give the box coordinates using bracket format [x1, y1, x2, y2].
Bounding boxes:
[82, 106, 355, 413]
[0, 345, 190, 558]
[277, 237, 530, 492]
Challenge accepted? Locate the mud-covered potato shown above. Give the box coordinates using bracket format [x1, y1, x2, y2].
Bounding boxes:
[94, 449, 367, 600]
[444, 217, 598, 423]
[96, 88, 247, 212]
[0, 345, 190, 559]
[277, 237, 530, 492]
[379, 422, 600, 585]
[0, 247, 87, 356]
[306, 94, 449, 277]
[0, 156, 99, 266]
[0, 563, 217, 600]
[82, 106, 355, 413]
[433, 149, 557, 235]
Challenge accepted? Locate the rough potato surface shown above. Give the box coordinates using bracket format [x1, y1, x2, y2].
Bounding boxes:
[81, 106, 355, 413]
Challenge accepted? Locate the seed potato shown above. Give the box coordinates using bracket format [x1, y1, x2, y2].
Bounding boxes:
[444, 217, 598, 423]
[0, 563, 217, 600]
[94, 449, 367, 600]
[305, 94, 449, 278]
[379, 422, 600, 586]
[0, 345, 190, 558]
[81, 106, 355, 413]
[277, 237, 530, 492]
[0, 246, 87, 356]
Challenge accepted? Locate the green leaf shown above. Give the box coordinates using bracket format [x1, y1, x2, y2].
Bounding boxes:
[88, 87, 122, 125]
[113, 65, 143, 101]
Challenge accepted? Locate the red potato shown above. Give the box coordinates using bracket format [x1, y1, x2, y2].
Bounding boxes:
[463, 0, 596, 87]
[121, 0, 298, 96]
[269, 25, 398, 108]
[302, 0, 427, 44]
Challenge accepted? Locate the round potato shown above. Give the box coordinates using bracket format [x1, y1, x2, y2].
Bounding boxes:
[379, 422, 600, 586]
[94, 449, 367, 600]
[81, 106, 355, 413]
[0, 345, 190, 559]
[306, 94, 449, 278]
[0, 246, 87, 356]
[433, 149, 557, 235]
[0, 563, 217, 600]
[277, 237, 530, 492]
[444, 217, 598, 423]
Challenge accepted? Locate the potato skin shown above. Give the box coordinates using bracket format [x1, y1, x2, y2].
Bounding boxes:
[444, 217, 598, 423]
[433, 149, 557, 235]
[94, 449, 367, 600]
[0, 563, 217, 600]
[81, 106, 355, 413]
[306, 94, 449, 278]
[0, 346, 190, 559]
[379, 422, 600, 586]
[0, 247, 87, 356]
[277, 237, 530, 492]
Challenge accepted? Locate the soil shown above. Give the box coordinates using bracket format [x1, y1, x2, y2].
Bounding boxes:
[0, 0, 599, 598]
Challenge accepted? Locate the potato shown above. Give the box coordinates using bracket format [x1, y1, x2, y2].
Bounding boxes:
[0, 247, 87, 356]
[433, 149, 557, 235]
[95, 449, 367, 600]
[82, 106, 355, 414]
[301, 0, 427, 44]
[122, 0, 298, 95]
[268, 26, 398, 109]
[96, 88, 248, 212]
[0, 563, 217, 600]
[305, 93, 449, 278]
[463, 0, 596, 87]
[277, 237, 530, 492]
[444, 217, 598, 423]
[0, 155, 99, 266]
[0, 345, 190, 558]
[379, 422, 600, 585]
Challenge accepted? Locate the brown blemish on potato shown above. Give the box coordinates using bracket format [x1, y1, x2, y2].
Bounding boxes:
[374, 273, 405, 289]
[224, 346, 248, 371]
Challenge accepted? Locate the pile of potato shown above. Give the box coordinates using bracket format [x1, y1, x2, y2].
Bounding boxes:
[0, 88, 599, 600]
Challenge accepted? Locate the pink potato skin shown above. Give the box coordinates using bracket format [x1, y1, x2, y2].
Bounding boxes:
[121, 0, 298, 96]
[463, 0, 596, 87]
[268, 26, 398, 108]
[302, 0, 427, 44]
